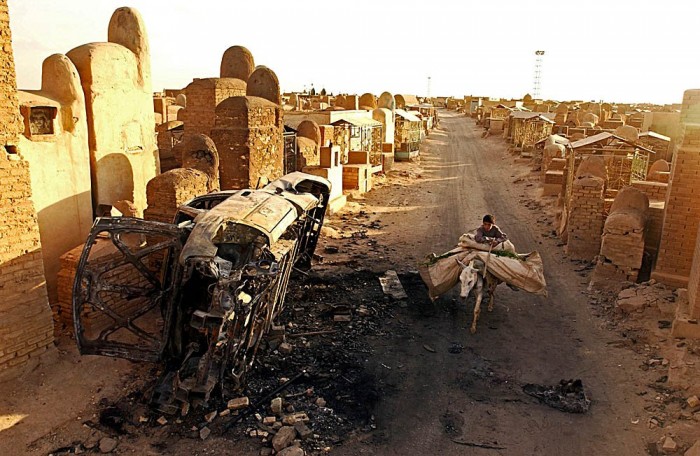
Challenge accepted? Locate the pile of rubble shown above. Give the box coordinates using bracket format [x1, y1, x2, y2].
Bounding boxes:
[52, 269, 404, 455]
[615, 281, 676, 314]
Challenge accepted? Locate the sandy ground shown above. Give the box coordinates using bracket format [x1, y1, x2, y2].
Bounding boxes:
[1, 110, 694, 455]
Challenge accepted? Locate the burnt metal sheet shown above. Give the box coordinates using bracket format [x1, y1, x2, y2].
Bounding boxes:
[180, 191, 299, 264]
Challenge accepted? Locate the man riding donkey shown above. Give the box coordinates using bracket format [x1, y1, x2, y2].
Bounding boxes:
[475, 214, 508, 249]
[420, 214, 547, 334]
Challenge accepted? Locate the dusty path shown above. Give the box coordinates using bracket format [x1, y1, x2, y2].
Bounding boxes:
[335, 111, 649, 455]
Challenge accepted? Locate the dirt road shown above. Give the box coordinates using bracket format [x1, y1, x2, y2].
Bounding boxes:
[333, 111, 650, 455]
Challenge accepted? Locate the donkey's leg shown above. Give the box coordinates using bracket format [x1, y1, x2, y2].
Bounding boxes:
[470, 278, 484, 334]
[487, 277, 497, 312]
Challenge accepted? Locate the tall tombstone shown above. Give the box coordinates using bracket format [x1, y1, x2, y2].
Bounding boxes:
[296, 120, 321, 168]
[211, 66, 284, 189]
[596, 187, 649, 283]
[247, 65, 282, 105]
[566, 156, 607, 260]
[394, 94, 406, 109]
[554, 103, 568, 125]
[18, 53, 92, 305]
[0, 0, 54, 379]
[359, 93, 377, 110]
[378, 92, 396, 111]
[372, 108, 394, 149]
[67, 7, 157, 217]
[220, 45, 255, 80]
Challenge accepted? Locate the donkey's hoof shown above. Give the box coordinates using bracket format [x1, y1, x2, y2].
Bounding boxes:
[469, 326, 477, 334]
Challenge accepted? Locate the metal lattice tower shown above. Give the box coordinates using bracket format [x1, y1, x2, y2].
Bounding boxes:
[533, 50, 545, 99]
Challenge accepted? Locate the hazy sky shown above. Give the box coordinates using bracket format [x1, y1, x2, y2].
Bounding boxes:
[8, 0, 700, 105]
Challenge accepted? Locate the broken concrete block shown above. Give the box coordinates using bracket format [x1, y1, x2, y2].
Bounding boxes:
[200, 426, 211, 440]
[156, 416, 168, 426]
[294, 422, 313, 440]
[271, 397, 283, 415]
[617, 295, 647, 313]
[379, 270, 407, 299]
[279, 342, 293, 354]
[333, 314, 352, 322]
[219, 409, 231, 417]
[661, 436, 678, 453]
[227, 397, 250, 410]
[315, 397, 327, 408]
[272, 426, 297, 451]
[263, 416, 276, 425]
[99, 437, 118, 453]
[687, 395, 700, 409]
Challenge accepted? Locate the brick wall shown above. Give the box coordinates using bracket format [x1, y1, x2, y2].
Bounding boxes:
[0, 155, 53, 377]
[653, 89, 700, 287]
[0, 2, 53, 378]
[211, 96, 283, 190]
[566, 176, 605, 260]
[631, 180, 668, 203]
[687, 225, 700, 317]
[144, 168, 209, 223]
[0, 0, 21, 147]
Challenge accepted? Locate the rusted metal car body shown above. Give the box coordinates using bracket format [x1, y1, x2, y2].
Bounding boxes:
[72, 172, 331, 413]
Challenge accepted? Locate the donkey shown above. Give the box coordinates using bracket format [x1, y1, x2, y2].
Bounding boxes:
[457, 258, 500, 334]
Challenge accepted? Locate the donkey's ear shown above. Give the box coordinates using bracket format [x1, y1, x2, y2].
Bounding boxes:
[456, 258, 467, 268]
[468, 260, 475, 269]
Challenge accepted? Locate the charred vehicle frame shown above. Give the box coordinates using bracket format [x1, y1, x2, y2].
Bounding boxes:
[72, 172, 331, 413]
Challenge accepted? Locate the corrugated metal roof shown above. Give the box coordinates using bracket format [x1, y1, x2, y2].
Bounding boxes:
[535, 134, 570, 145]
[510, 111, 556, 120]
[332, 116, 382, 127]
[639, 131, 671, 142]
[570, 132, 614, 149]
[395, 109, 421, 122]
[570, 132, 655, 153]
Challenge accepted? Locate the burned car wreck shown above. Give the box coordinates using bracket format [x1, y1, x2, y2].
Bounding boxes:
[72, 172, 331, 414]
